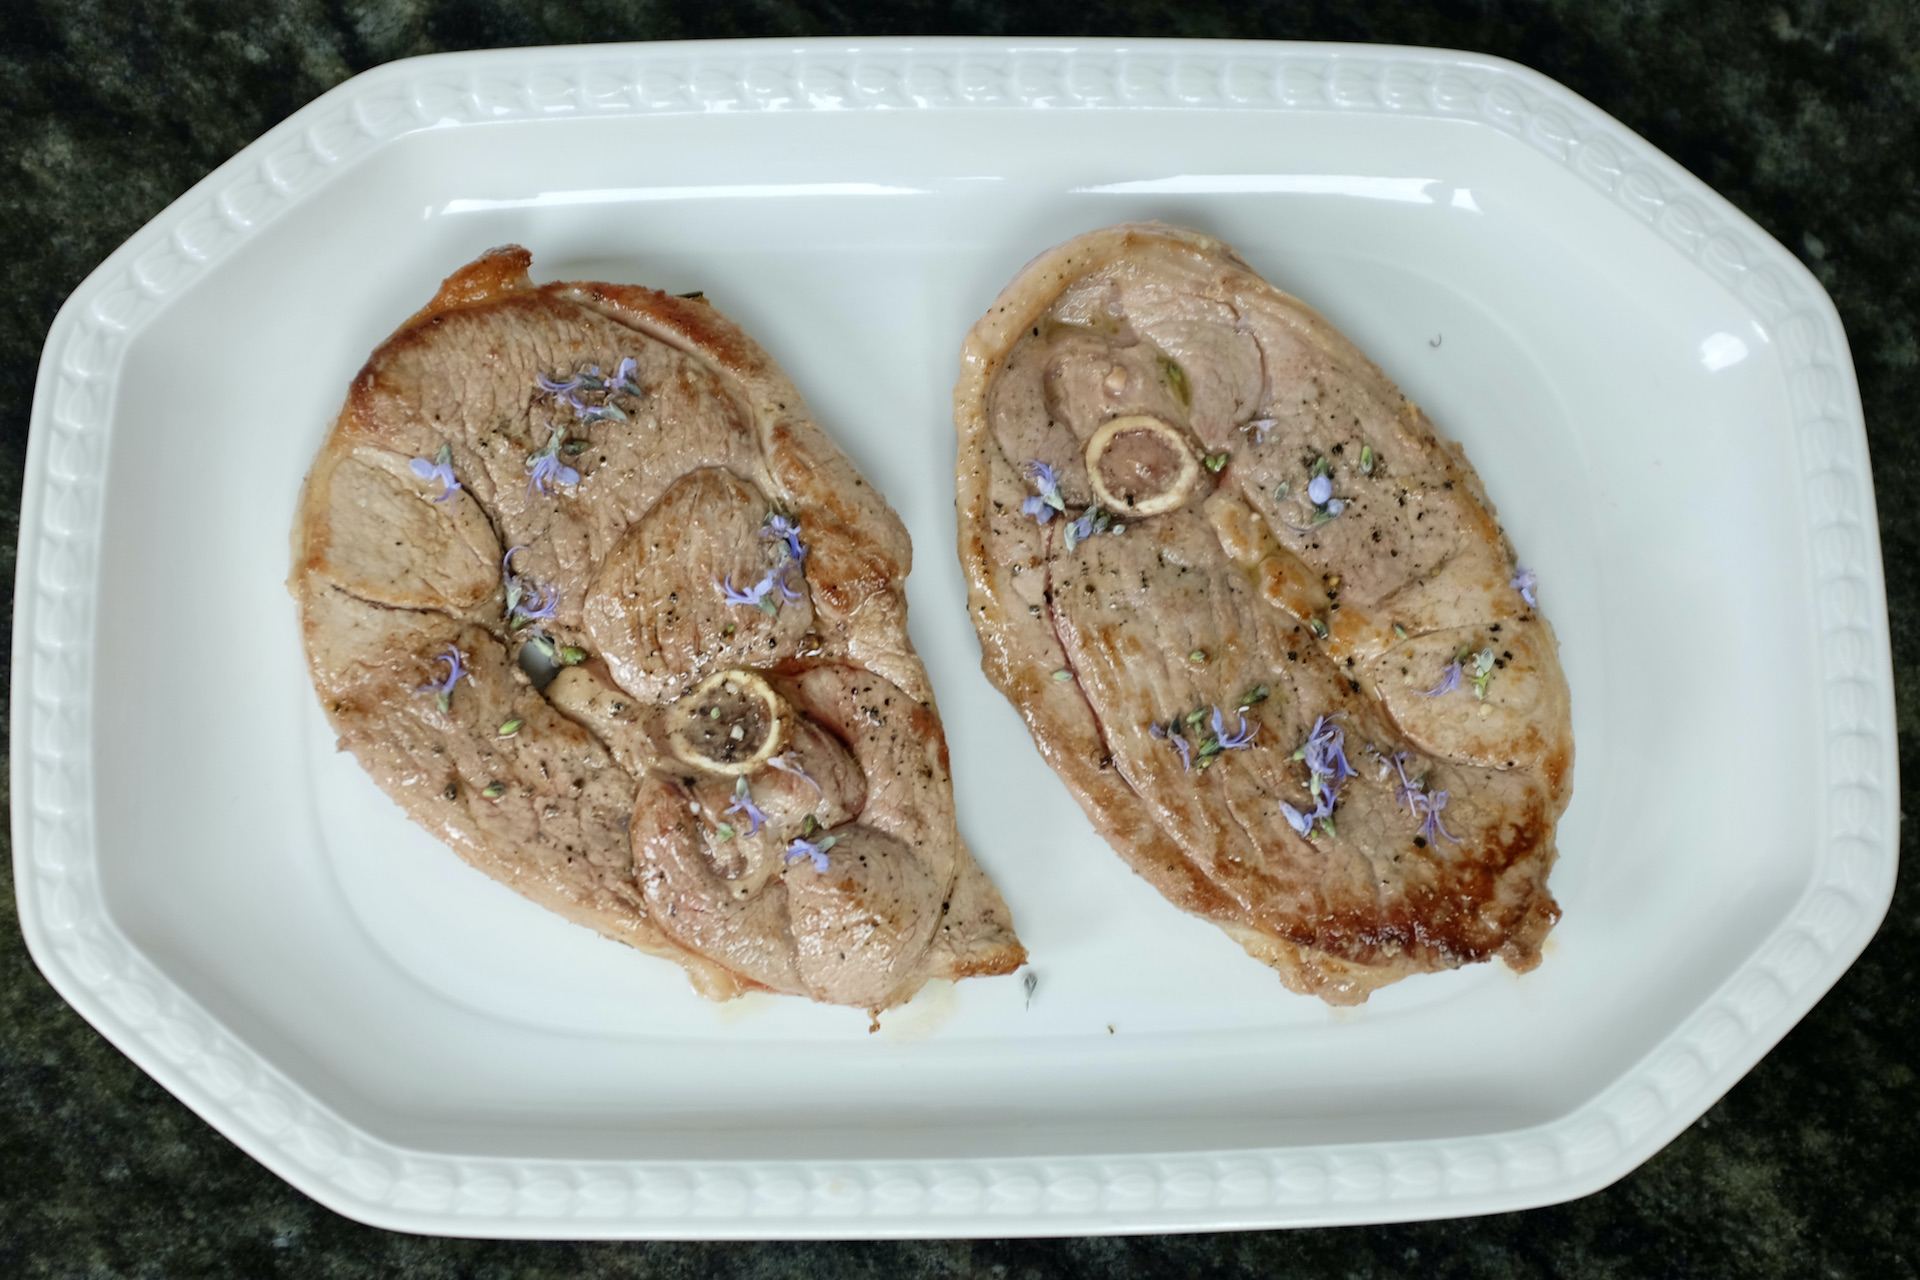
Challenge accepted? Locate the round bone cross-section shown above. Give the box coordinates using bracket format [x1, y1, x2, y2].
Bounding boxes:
[294, 246, 1024, 1014]
[1085, 415, 1201, 515]
[665, 669, 788, 775]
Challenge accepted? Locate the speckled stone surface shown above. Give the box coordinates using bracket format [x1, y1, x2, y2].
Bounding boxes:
[2, 2, 1915, 1276]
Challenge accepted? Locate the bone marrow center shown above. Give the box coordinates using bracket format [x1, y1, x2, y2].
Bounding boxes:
[1085, 415, 1201, 516]
[665, 669, 788, 775]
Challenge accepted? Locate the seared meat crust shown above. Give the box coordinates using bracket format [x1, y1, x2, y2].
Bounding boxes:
[955, 224, 1571, 1004]
[294, 247, 1023, 1012]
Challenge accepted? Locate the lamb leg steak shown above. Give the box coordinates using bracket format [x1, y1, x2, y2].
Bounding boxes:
[955, 223, 1572, 1004]
[294, 246, 1024, 1013]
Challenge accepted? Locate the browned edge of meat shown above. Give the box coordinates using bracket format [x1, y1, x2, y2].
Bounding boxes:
[292, 246, 1025, 1016]
[954, 223, 1572, 1004]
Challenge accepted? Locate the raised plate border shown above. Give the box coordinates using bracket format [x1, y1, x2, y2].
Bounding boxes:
[11, 38, 1894, 1237]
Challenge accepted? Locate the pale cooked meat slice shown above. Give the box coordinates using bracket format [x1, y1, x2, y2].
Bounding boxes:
[920, 841, 1029, 983]
[669, 712, 867, 924]
[782, 663, 1025, 985]
[1046, 519, 1554, 970]
[786, 825, 943, 1010]
[295, 246, 1024, 1012]
[541, 665, 667, 780]
[779, 664, 960, 884]
[630, 660, 1014, 1008]
[301, 583, 743, 999]
[330, 285, 765, 666]
[296, 442, 502, 613]
[679, 715, 865, 861]
[629, 791, 942, 1010]
[956, 223, 1572, 1003]
[560, 282, 934, 705]
[583, 467, 816, 705]
[629, 771, 807, 995]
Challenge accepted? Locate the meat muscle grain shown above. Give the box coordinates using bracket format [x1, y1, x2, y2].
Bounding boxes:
[955, 224, 1571, 1004]
[294, 247, 1023, 1013]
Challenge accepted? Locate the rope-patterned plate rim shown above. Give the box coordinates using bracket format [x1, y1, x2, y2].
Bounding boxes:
[11, 38, 1895, 1237]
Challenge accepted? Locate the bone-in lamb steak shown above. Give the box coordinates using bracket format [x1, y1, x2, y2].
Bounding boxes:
[293, 246, 1024, 1013]
[954, 223, 1571, 1004]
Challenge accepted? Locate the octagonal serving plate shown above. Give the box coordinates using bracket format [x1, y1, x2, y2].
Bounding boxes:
[14, 40, 1894, 1237]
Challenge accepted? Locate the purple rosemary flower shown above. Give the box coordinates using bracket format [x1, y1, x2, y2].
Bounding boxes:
[763, 513, 806, 564]
[1410, 787, 1460, 844]
[1297, 715, 1355, 793]
[1021, 459, 1067, 525]
[1280, 787, 1338, 837]
[581, 395, 627, 425]
[1383, 750, 1461, 845]
[409, 444, 461, 502]
[515, 580, 558, 624]
[1422, 661, 1463, 698]
[720, 520, 809, 615]
[1388, 752, 1419, 810]
[717, 572, 775, 610]
[1511, 565, 1538, 608]
[526, 424, 581, 499]
[537, 372, 578, 394]
[610, 356, 644, 397]
[766, 752, 821, 794]
[416, 645, 465, 711]
[1063, 505, 1116, 552]
[527, 451, 580, 498]
[1281, 714, 1353, 837]
[784, 834, 836, 873]
[1147, 722, 1192, 772]
[1210, 706, 1257, 750]
[558, 388, 628, 425]
[1247, 417, 1277, 443]
[724, 777, 769, 836]
[501, 546, 559, 627]
[1065, 512, 1094, 549]
[717, 562, 803, 616]
[1282, 462, 1345, 535]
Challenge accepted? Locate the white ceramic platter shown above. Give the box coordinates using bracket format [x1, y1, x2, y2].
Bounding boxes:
[14, 39, 1894, 1238]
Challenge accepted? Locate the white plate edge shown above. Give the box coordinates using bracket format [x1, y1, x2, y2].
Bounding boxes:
[8, 37, 1897, 1236]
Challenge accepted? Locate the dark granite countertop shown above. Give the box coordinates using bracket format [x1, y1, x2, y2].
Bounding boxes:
[3, 3, 1915, 1277]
